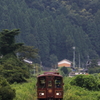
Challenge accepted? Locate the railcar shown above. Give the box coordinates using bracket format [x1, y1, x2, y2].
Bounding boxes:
[37, 72, 64, 100]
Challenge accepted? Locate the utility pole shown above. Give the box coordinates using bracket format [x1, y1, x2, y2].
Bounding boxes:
[73, 46, 75, 69]
[34, 66, 35, 76]
[40, 61, 42, 72]
[79, 53, 80, 72]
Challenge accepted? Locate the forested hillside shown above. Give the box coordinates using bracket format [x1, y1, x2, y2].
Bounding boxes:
[0, 0, 100, 67]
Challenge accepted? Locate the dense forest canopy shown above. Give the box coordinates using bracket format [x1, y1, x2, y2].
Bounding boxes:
[0, 0, 100, 67]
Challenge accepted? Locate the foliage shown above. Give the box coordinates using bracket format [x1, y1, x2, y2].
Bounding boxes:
[88, 59, 100, 74]
[0, 29, 23, 56]
[0, 0, 100, 67]
[70, 74, 100, 91]
[0, 28, 39, 84]
[58, 67, 70, 77]
[88, 67, 100, 74]
[11, 76, 100, 100]
[0, 54, 29, 83]
[0, 76, 15, 100]
[11, 78, 37, 100]
[16, 45, 38, 60]
[49, 54, 58, 68]
[90, 59, 99, 68]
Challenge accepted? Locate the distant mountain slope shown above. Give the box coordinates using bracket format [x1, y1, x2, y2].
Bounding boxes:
[0, 0, 100, 67]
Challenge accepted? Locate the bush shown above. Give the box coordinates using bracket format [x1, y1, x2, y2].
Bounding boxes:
[58, 67, 70, 76]
[70, 74, 100, 91]
[0, 76, 16, 100]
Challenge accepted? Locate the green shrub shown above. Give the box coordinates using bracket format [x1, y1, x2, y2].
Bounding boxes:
[58, 67, 70, 76]
[70, 74, 100, 91]
[11, 78, 37, 100]
[0, 76, 16, 100]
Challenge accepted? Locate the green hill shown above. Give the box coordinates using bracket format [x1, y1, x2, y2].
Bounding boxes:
[0, 0, 100, 67]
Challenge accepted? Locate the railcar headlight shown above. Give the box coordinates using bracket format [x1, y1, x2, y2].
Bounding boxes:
[56, 93, 60, 95]
[56, 91, 61, 95]
[39, 92, 44, 96]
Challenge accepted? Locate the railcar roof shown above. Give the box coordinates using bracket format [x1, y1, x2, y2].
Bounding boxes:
[37, 72, 62, 78]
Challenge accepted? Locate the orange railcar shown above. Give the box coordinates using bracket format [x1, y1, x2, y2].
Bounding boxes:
[37, 72, 64, 100]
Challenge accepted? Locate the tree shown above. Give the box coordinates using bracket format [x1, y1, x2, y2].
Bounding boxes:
[91, 59, 98, 68]
[58, 67, 69, 77]
[0, 29, 38, 83]
[0, 76, 15, 100]
[0, 29, 23, 56]
[0, 0, 100, 68]
[16, 45, 38, 60]
[0, 53, 29, 83]
[88, 59, 100, 74]
[49, 54, 58, 68]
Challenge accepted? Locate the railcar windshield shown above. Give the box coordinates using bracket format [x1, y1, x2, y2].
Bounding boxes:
[48, 80, 52, 88]
[38, 76, 46, 88]
[55, 76, 62, 88]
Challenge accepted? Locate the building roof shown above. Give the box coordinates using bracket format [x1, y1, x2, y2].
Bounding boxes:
[58, 59, 72, 67]
[58, 59, 72, 65]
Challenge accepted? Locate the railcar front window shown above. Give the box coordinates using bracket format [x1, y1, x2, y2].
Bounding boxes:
[48, 81, 52, 88]
[55, 77, 62, 88]
[39, 77, 46, 88]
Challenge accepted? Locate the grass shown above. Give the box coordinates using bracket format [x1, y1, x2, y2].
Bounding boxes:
[11, 77, 37, 100]
[63, 77, 100, 100]
[11, 76, 100, 100]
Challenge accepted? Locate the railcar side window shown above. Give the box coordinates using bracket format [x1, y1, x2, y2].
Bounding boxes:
[55, 77, 62, 88]
[39, 77, 46, 88]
